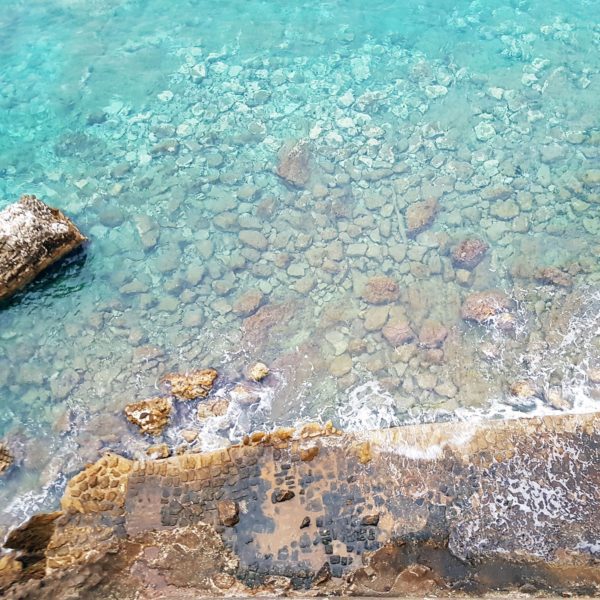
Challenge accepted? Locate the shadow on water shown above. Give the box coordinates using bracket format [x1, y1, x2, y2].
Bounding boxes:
[0, 246, 89, 312]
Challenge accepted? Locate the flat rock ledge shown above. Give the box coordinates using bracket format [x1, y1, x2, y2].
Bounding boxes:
[1, 413, 599, 598]
[0, 195, 86, 301]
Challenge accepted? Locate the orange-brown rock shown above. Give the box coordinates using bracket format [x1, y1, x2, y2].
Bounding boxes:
[362, 276, 400, 304]
[406, 198, 438, 237]
[161, 368, 218, 400]
[146, 443, 170, 458]
[0, 554, 22, 593]
[451, 238, 488, 269]
[217, 500, 239, 527]
[418, 319, 448, 348]
[124, 397, 172, 435]
[242, 301, 297, 346]
[461, 290, 512, 324]
[382, 317, 414, 345]
[0, 195, 86, 301]
[0, 443, 12, 476]
[509, 380, 539, 398]
[299, 446, 319, 462]
[276, 140, 310, 187]
[232, 289, 264, 317]
[535, 266, 573, 288]
[247, 362, 269, 382]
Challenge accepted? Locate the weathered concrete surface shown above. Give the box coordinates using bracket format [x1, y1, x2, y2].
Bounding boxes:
[0, 195, 86, 301]
[1, 413, 599, 598]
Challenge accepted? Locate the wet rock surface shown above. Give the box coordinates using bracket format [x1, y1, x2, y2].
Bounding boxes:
[461, 290, 512, 324]
[161, 368, 218, 400]
[1, 414, 599, 598]
[124, 397, 172, 436]
[0, 443, 12, 476]
[0, 195, 86, 301]
[451, 238, 489, 270]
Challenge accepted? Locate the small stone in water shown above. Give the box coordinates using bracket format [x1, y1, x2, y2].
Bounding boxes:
[198, 398, 230, 419]
[474, 122, 496, 141]
[233, 289, 264, 317]
[588, 368, 600, 384]
[161, 368, 218, 400]
[248, 362, 269, 382]
[124, 397, 172, 436]
[181, 429, 198, 443]
[329, 354, 352, 377]
[361, 275, 399, 304]
[418, 320, 448, 348]
[146, 443, 170, 459]
[451, 238, 488, 269]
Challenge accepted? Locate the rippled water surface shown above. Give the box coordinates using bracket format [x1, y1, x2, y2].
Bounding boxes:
[0, 0, 599, 533]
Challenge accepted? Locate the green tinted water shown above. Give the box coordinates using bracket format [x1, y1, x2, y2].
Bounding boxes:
[0, 0, 598, 531]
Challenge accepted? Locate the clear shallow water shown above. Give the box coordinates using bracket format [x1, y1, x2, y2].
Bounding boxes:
[0, 0, 599, 533]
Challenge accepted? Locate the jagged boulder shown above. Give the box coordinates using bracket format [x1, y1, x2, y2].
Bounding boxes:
[0, 195, 85, 301]
[161, 368, 218, 400]
[0, 443, 12, 476]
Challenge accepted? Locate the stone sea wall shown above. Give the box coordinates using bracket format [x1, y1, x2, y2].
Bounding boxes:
[1, 412, 598, 598]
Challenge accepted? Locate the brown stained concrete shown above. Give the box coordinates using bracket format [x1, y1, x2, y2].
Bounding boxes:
[1, 413, 599, 598]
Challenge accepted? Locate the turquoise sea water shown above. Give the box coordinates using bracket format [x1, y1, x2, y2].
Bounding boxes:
[0, 0, 598, 533]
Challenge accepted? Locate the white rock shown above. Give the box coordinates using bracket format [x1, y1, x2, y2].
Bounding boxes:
[309, 124, 322, 139]
[325, 131, 343, 146]
[474, 122, 496, 141]
[521, 73, 537, 86]
[191, 64, 206, 81]
[157, 90, 174, 102]
[425, 85, 448, 99]
[337, 117, 355, 129]
[338, 90, 355, 108]
[487, 87, 504, 100]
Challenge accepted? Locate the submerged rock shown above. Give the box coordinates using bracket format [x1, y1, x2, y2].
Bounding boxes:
[0, 443, 12, 476]
[124, 397, 172, 436]
[276, 140, 311, 187]
[232, 289, 264, 317]
[382, 318, 415, 346]
[161, 368, 218, 400]
[228, 384, 260, 406]
[361, 275, 399, 305]
[406, 198, 438, 237]
[0, 195, 86, 301]
[451, 238, 488, 270]
[461, 290, 512, 324]
[535, 266, 573, 288]
[418, 319, 448, 348]
[198, 398, 230, 419]
[247, 362, 269, 382]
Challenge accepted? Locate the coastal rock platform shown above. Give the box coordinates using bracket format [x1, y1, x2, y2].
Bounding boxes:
[1, 413, 599, 598]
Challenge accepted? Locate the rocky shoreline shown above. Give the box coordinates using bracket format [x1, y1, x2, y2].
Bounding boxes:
[1, 411, 598, 598]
